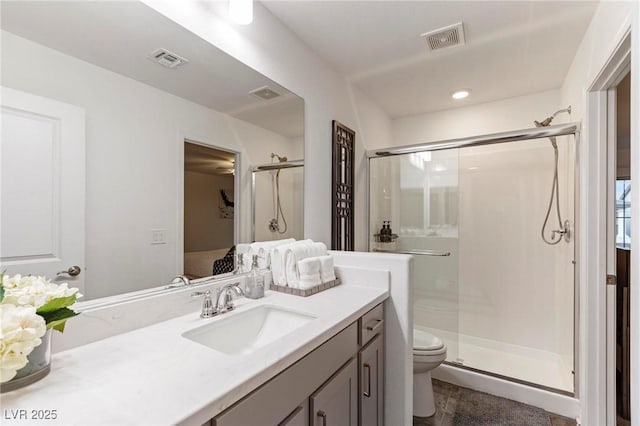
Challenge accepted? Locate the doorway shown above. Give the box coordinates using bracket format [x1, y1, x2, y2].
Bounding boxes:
[613, 71, 632, 425]
[183, 141, 238, 278]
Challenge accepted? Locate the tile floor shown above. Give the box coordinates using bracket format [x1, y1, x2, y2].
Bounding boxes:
[413, 380, 577, 426]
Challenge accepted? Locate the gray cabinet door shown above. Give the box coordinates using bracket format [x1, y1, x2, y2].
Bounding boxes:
[360, 334, 383, 426]
[310, 358, 358, 426]
[279, 403, 309, 426]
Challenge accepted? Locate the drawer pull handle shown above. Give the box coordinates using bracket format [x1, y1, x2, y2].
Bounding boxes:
[365, 319, 383, 333]
[363, 363, 371, 397]
[317, 410, 327, 426]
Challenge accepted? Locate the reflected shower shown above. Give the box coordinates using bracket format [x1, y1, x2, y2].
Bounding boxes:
[268, 153, 288, 234]
[534, 106, 572, 245]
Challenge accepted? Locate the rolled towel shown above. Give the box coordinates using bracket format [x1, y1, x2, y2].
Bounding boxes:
[307, 242, 328, 258]
[284, 244, 310, 288]
[271, 239, 313, 286]
[284, 241, 328, 287]
[318, 255, 336, 283]
[298, 257, 321, 290]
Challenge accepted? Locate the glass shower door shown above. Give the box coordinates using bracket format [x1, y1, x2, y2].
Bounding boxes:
[369, 150, 461, 362]
[369, 134, 575, 394]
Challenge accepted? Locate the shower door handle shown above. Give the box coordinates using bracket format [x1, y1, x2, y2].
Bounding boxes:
[373, 248, 451, 257]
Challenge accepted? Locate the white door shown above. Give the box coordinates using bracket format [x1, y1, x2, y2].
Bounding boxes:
[0, 87, 85, 294]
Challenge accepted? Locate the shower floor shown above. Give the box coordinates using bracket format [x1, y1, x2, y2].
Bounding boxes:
[420, 326, 574, 393]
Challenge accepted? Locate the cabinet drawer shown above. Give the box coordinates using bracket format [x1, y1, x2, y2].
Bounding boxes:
[360, 303, 384, 346]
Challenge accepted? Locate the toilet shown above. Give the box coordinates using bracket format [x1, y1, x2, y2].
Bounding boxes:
[413, 328, 447, 417]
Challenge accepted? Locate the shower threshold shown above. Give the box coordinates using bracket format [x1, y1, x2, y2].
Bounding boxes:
[421, 326, 574, 394]
[443, 361, 575, 397]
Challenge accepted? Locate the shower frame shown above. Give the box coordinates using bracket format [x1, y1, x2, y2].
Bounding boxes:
[366, 122, 581, 396]
[251, 160, 304, 241]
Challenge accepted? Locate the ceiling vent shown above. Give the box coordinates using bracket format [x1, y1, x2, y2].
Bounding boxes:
[148, 48, 188, 69]
[250, 86, 281, 101]
[421, 22, 465, 51]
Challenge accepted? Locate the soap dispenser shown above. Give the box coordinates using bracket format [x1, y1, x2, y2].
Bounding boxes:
[246, 255, 265, 299]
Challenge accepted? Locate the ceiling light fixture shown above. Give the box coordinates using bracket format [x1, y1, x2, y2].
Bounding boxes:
[451, 89, 470, 100]
[229, 0, 253, 25]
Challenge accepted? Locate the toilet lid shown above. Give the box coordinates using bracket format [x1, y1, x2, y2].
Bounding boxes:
[413, 329, 444, 351]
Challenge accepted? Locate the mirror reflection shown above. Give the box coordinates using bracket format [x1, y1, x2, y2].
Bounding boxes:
[0, 1, 304, 301]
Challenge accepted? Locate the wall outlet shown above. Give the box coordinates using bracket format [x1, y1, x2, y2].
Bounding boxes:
[151, 229, 167, 245]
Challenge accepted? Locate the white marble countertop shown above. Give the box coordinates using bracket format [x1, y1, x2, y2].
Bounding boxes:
[1, 283, 388, 425]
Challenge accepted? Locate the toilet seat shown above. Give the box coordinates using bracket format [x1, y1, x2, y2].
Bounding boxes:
[413, 328, 445, 354]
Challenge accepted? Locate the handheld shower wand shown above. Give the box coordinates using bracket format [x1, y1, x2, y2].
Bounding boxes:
[535, 106, 572, 245]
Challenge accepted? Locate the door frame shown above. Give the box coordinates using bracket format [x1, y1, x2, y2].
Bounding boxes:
[583, 28, 633, 425]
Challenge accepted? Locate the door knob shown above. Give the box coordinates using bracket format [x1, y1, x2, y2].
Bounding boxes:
[57, 265, 81, 277]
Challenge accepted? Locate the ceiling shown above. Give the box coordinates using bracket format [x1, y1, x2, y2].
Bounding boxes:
[0, 1, 304, 138]
[262, 1, 598, 118]
[184, 142, 236, 176]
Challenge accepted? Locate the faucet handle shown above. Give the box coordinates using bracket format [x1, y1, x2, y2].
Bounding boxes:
[191, 290, 216, 318]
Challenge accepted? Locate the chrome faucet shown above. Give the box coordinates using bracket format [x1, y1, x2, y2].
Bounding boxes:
[168, 275, 191, 288]
[215, 283, 244, 314]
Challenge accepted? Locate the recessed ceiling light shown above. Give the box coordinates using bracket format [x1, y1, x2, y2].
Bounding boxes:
[451, 89, 470, 100]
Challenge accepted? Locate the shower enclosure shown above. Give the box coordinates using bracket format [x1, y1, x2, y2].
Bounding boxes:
[368, 123, 577, 394]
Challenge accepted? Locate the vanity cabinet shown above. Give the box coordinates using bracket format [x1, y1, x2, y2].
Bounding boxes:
[211, 303, 384, 426]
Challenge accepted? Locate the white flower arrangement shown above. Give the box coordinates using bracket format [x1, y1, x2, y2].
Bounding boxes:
[0, 304, 46, 382]
[0, 273, 82, 383]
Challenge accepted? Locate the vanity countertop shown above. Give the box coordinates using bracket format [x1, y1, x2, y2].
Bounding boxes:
[1, 283, 388, 425]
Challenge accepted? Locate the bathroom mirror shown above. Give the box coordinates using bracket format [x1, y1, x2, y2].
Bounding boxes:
[0, 1, 304, 301]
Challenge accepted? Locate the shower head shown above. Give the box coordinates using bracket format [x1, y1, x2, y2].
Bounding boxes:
[271, 153, 288, 163]
[534, 106, 572, 128]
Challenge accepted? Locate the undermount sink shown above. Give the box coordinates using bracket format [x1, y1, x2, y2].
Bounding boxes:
[182, 305, 316, 355]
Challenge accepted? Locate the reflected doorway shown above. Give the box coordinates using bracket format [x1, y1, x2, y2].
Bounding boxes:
[183, 141, 237, 278]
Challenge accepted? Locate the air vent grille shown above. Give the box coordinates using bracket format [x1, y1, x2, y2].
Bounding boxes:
[148, 48, 188, 69]
[249, 86, 281, 101]
[421, 22, 465, 51]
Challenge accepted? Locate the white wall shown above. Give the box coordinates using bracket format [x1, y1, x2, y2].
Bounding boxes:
[184, 172, 235, 252]
[0, 30, 298, 300]
[142, 1, 393, 252]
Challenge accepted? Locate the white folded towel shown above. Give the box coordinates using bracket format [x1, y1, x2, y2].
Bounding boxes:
[298, 257, 321, 290]
[318, 255, 336, 283]
[271, 239, 313, 286]
[284, 242, 328, 288]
